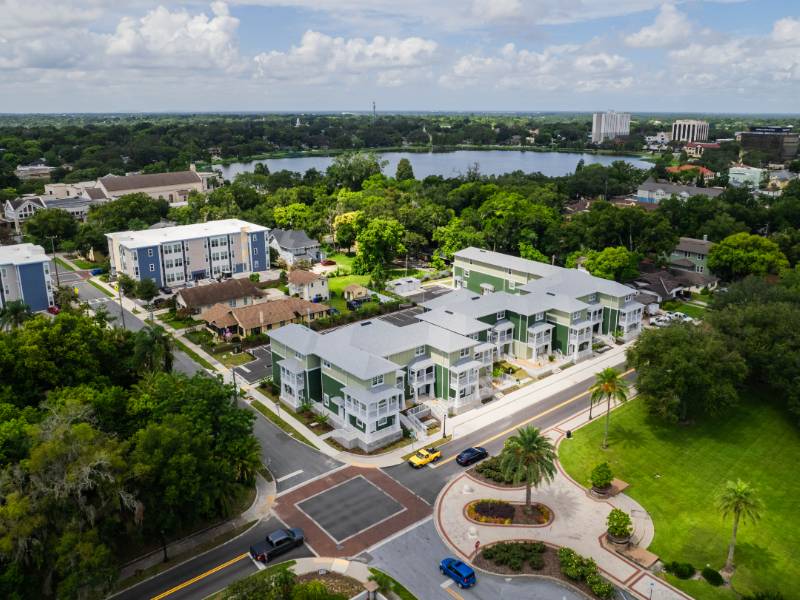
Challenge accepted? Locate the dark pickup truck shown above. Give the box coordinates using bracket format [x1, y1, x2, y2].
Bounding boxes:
[249, 527, 304, 563]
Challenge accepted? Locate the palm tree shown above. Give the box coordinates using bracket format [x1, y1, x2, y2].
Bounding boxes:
[588, 367, 630, 449]
[0, 300, 31, 330]
[499, 426, 557, 513]
[133, 325, 174, 373]
[718, 479, 763, 573]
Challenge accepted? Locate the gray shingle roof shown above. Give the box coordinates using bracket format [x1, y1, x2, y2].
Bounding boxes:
[178, 278, 264, 309]
[416, 308, 489, 337]
[270, 229, 319, 250]
[99, 171, 201, 193]
[637, 178, 723, 198]
[675, 237, 713, 255]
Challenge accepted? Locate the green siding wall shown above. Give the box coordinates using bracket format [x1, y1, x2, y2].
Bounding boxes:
[434, 364, 449, 399]
[552, 323, 569, 354]
[271, 351, 284, 386]
[460, 269, 508, 295]
[602, 308, 619, 335]
[349, 415, 366, 432]
[307, 367, 322, 402]
[322, 371, 345, 402]
[376, 415, 395, 431]
[509, 311, 527, 342]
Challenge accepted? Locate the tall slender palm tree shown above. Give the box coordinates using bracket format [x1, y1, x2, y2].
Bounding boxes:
[499, 426, 557, 513]
[588, 367, 630, 449]
[718, 479, 763, 572]
[133, 325, 174, 374]
[0, 300, 31, 330]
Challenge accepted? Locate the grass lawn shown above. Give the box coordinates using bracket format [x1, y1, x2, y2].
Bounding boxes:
[71, 258, 100, 270]
[158, 311, 199, 329]
[216, 351, 253, 368]
[662, 300, 707, 319]
[559, 398, 800, 600]
[54, 257, 76, 272]
[206, 560, 296, 600]
[324, 251, 356, 270]
[88, 279, 114, 298]
[368, 567, 418, 600]
[327, 273, 371, 297]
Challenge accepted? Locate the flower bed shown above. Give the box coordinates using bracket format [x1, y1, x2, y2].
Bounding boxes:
[470, 456, 519, 487]
[294, 572, 363, 598]
[475, 542, 614, 599]
[465, 499, 552, 526]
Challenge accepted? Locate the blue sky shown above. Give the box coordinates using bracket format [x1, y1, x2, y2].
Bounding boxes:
[2, 0, 799, 113]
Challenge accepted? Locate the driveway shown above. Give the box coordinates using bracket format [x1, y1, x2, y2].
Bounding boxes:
[234, 345, 272, 384]
[365, 519, 584, 600]
[404, 284, 452, 305]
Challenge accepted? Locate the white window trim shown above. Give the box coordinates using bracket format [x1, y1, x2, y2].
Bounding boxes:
[371, 374, 384, 387]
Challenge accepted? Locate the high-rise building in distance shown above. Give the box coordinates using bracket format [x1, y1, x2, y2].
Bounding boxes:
[671, 119, 709, 143]
[591, 111, 631, 143]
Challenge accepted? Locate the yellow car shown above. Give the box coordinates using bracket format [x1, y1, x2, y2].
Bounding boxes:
[408, 447, 442, 468]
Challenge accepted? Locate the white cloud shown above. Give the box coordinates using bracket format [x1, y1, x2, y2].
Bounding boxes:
[441, 43, 632, 92]
[772, 17, 800, 44]
[253, 30, 437, 86]
[625, 4, 692, 48]
[106, 2, 241, 71]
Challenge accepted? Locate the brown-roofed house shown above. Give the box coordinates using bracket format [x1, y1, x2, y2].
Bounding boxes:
[344, 283, 370, 301]
[177, 278, 270, 313]
[199, 297, 329, 337]
[97, 170, 205, 205]
[287, 270, 329, 301]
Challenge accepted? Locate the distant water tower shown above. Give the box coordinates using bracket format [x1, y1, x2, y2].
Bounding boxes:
[372, 101, 376, 120]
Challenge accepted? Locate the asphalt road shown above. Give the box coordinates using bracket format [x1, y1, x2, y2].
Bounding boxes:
[366, 519, 584, 600]
[111, 516, 314, 600]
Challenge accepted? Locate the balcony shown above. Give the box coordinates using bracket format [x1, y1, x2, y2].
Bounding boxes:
[569, 330, 592, 344]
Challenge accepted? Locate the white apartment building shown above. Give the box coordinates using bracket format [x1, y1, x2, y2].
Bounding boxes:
[591, 111, 631, 143]
[671, 120, 709, 143]
[106, 219, 270, 288]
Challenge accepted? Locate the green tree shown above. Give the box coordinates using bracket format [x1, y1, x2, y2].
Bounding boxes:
[718, 480, 763, 573]
[708, 232, 789, 281]
[499, 426, 557, 513]
[135, 278, 158, 302]
[581, 247, 639, 282]
[333, 210, 364, 252]
[326, 151, 385, 190]
[0, 300, 31, 330]
[352, 218, 406, 278]
[273, 203, 313, 230]
[87, 193, 169, 233]
[432, 217, 486, 259]
[395, 158, 415, 181]
[133, 325, 174, 374]
[23, 208, 78, 248]
[518, 241, 549, 263]
[626, 325, 746, 422]
[588, 368, 630, 448]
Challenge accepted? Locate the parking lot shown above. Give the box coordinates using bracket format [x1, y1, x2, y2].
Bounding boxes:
[234, 345, 272, 384]
[404, 284, 452, 305]
[379, 306, 425, 327]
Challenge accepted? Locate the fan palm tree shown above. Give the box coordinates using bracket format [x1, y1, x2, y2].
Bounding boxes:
[718, 479, 763, 572]
[499, 426, 557, 513]
[588, 367, 630, 449]
[0, 300, 31, 330]
[133, 325, 174, 374]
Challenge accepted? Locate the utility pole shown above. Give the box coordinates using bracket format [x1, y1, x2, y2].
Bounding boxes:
[46, 236, 60, 287]
[117, 282, 126, 329]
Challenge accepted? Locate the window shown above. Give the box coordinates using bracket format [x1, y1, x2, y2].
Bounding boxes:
[253, 247, 258, 255]
[535, 312, 544, 321]
[372, 375, 384, 387]
[509, 280, 516, 290]
[587, 293, 597, 302]
[571, 311, 581, 320]
[496, 310, 505, 320]
[211, 239, 219, 248]
[253, 260, 260, 268]
[148, 264, 155, 272]
[147, 248, 153, 257]
[459, 347, 470, 358]
[625, 294, 633, 302]
[464, 269, 470, 278]
[377, 417, 387, 427]
[378, 399, 387, 411]
[695, 265, 704, 273]
[414, 345, 425, 356]
[323, 359, 331, 368]
[295, 351, 304, 360]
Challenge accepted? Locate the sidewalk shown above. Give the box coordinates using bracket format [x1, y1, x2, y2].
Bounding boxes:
[118, 473, 276, 580]
[432, 400, 689, 600]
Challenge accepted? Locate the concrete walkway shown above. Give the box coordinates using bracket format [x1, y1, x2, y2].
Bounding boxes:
[432, 403, 690, 600]
[119, 473, 276, 579]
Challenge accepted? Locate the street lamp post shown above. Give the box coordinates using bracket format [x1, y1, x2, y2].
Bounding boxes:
[117, 283, 127, 329]
[46, 236, 60, 287]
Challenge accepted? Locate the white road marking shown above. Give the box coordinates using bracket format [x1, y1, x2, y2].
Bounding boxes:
[440, 578, 454, 588]
[238, 365, 251, 373]
[276, 469, 304, 483]
[250, 556, 267, 571]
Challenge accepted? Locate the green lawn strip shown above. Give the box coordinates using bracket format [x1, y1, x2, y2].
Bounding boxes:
[71, 258, 99, 270]
[324, 252, 356, 270]
[87, 279, 114, 297]
[251, 400, 314, 447]
[327, 273, 371, 296]
[203, 559, 297, 600]
[54, 257, 76, 271]
[367, 567, 418, 600]
[216, 351, 254, 368]
[558, 397, 800, 600]
[662, 300, 707, 319]
[173, 338, 216, 370]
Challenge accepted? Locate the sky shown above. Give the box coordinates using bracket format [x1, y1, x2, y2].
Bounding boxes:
[2, 0, 800, 113]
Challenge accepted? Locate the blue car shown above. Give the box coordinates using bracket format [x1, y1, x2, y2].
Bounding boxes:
[440, 558, 476, 589]
[456, 446, 489, 466]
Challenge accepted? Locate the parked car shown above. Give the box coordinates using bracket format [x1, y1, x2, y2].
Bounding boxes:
[249, 528, 304, 563]
[408, 447, 441, 468]
[439, 558, 476, 589]
[456, 447, 488, 467]
[159, 286, 172, 295]
[89, 267, 105, 276]
[47, 305, 60, 315]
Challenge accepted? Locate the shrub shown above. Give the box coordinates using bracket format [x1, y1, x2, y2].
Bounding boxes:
[606, 508, 633, 538]
[474, 456, 515, 484]
[701, 567, 724, 586]
[665, 561, 695, 579]
[528, 552, 544, 570]
[481, 541, 545, 572]
[586, 573, 615, 599]
[743, 593, 784, 600]
[558, 547, 598, 582]
[591, 462, 614, 489]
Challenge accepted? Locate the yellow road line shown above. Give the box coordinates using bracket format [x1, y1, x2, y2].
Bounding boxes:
[445, 586, 465, 599]
[436, 368, 635, 466]
[150, 553, 248, 600]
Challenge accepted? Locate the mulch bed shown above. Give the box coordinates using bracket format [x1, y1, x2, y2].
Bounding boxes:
[467, 500, 552, 526]
[295, 572, 364, 598]
[474, 544, 594, 598]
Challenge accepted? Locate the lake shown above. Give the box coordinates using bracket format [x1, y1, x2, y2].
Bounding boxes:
[216, 150, 651, 180]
